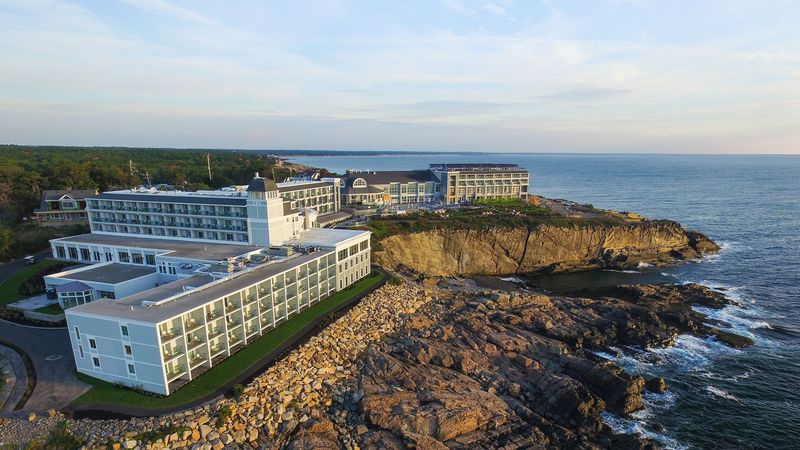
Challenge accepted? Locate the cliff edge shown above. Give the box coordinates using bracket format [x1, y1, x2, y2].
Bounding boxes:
[370, 200, 718, 276]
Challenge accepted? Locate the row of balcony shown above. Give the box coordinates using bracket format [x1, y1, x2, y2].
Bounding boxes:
[89, 205, 246, 218]
[90, 217, 247, 231]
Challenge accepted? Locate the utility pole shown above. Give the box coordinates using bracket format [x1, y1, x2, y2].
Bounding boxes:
[206, 153, 212, 183]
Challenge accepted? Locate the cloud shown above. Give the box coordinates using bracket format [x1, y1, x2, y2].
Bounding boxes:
[537, 87, 632, 102]
[120, 0, 216, 24]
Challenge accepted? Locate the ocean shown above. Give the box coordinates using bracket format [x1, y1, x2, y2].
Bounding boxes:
[290, 153, 800, 449]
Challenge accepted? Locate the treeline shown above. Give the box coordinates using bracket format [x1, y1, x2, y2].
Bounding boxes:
[0, 145, 312, 261]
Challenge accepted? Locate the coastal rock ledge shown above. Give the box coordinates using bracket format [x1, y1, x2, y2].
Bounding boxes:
[374, 220, 719, 276]
[286, 282, 751, 450]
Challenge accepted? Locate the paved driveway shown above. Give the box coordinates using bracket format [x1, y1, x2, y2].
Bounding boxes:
[0, 320, 89, 413]
[0, 251, 51, 285]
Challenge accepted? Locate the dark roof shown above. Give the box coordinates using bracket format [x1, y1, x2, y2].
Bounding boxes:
[428, 163, 523, 171]
[343, 170, 437, 187]
[37, 189, 98, 212]
[278, 182, 331, 192]
[247, 177, 278, 192]
[283, 201, 299, 215]
[94, 192, 246, 206]
[55, 281, 92, 293]
[41, 190, 97, 202]
[344, 186, 384, 195]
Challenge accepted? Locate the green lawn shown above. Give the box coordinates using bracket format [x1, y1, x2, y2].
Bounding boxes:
[71, 271, 385, 410]
[34, 304, 64, 315]
[0, 259, 67, 305]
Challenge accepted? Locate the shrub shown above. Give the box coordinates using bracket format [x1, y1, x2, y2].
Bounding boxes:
[216, 406, 232, 427]
[232, 383, 245, 399]
[44, 421, 85, 450]
[388, 276, 403, 286]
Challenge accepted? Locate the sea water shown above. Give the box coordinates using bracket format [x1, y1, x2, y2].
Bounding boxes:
[290, 153, 800, 448]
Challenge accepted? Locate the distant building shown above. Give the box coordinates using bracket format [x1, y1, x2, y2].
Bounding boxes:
[429, 163, 529, 204]
[341, 170, 440, 205]
[34, 189, 97, 226]
[340, 163, 530, 206]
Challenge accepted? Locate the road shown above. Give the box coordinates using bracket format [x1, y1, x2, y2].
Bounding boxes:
[0, 252, 90, 413]
[0, 320, 89, 413]
[0, 250, 51, 285]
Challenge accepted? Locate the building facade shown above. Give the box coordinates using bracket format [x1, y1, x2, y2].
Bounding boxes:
[50, 174, 372, 395]
[429, 163, 530, 204]
[340, 170, 440, 205]
[34, 189, 97, 226]
[339, 164, 530, 206]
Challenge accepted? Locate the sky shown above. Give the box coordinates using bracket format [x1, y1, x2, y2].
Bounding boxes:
[0, 0, 799, 153]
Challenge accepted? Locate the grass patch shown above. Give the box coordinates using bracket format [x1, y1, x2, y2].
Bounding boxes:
[33, 304, 64, 315]
[0, 259, 68, 305]
[71, 271, 385, 410]
[361, 198, 625, 241]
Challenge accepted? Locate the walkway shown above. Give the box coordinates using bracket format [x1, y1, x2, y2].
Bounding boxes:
[0, 320, 89, 413]
[0, 345, 27, 412]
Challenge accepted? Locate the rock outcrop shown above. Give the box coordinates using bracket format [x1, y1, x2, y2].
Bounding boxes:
[282, 282, 750, 450]
[374, 220, 719, 276]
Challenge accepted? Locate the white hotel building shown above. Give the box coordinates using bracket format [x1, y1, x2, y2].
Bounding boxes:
[50, 176, 371, 395]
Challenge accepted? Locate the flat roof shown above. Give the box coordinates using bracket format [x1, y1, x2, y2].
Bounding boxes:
[52, 233, 262, 261]
[58, 263, 156, 284]
[67, 250, 333, 323]
[287, 228, 369, 248]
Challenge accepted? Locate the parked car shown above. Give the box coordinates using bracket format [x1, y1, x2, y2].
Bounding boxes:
[24, 255, 36, 265]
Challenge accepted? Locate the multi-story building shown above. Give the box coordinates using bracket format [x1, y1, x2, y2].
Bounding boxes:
[50, 174, 371, 395]
[34, 189, 97, 226]
[339, 163, 530, 206]
[84, 178, 341, 246]
[429, 163, 530, 204]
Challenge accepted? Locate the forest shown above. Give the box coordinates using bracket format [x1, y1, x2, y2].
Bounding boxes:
[0, 145, 319, 261]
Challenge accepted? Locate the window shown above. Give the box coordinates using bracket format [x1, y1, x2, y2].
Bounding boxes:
[88, 338, 96, 349]
[78, 346, 84, 358]
[99, 291, 115, 299]
[118, 251, 130, 263]
[145, 254, 156, 265]
[128, 364, 136, 375]
[124, 345, 132, 356]
[353, 178, 367, 188]
[80, 248, 91, 260]
[74, 326, 80, 340]
[56, 246, 66, 259]
[121, 325, 129, 336]
[132, 253, 143, 264]
[68, 247, 78, 260]
[92, 357, 100, 368]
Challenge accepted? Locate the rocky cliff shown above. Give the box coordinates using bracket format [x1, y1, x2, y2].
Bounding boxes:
[374, 220, 718, 276]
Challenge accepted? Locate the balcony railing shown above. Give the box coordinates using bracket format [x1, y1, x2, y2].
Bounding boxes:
[166, 368, 187, 381]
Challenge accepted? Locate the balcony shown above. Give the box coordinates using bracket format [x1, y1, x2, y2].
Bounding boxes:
[206, 311, 222, 321]
[183, 320, 202, 332]
[210, 345, 225, 357]
[188, 354, 206, 368]
[186, 336, 205, 350]
[160, 329, 179, 341]
[163, 348, 183, 362]
[208, 328, 224, 339]
[228, 335, 242, 345]
[166, 367, 187, 382]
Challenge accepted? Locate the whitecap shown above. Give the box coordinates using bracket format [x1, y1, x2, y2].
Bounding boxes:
[498, 276, 524, 283]
[603, 269, 639, 274]
[637, 262, 654, 269]
[601, 411, 687, 450]
[705, 385, 739, 402]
